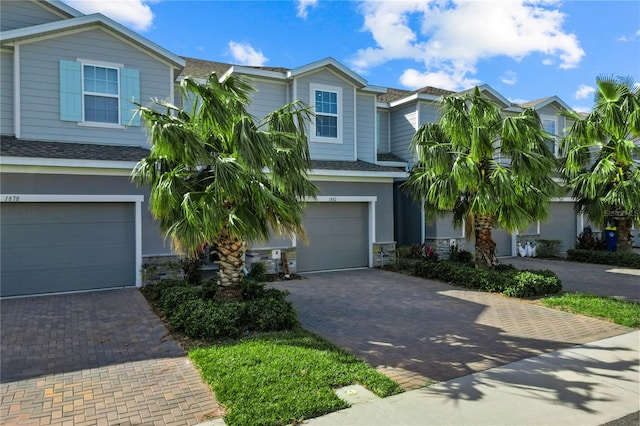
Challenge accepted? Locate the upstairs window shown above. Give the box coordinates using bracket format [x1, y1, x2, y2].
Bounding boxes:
[83, 65, 119, 124]
[542, 117, 558, 155]
[310, 83, 342, 143]
[59, 59, 140, 127]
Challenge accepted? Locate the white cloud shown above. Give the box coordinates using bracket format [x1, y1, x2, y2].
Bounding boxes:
[572, 105, 591, 114]
[400, 66, 480, 91]
[228, 41, 268, 66]
[575, 85, 595, 100]
[63, 0, 155, 32]
[500, 71, 518, 85]
[296, 0, 318, 19]
[350, 0, 585, 91]
[508, 98, 531, 105]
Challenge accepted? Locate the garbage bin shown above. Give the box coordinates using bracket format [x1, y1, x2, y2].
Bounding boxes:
[605, 226, 617, 252]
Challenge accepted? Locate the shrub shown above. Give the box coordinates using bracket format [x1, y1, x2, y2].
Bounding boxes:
[503, 270, 563, 297]
[396, 245, 413, 259]
[576, 229, 606, 251]
[412, 260, 562, 297]
[410, 242, 440, 261]
[170, 299, 245, 340]
[146, 279, 187, 301]
[535, 240, 562, 258]
[448, 244, 474, 265]
[248, 262, 268, 283]
[201, 277, 218, 300]
[567, 249, 640, 268]
[159, 284, 201, 314]
[245, 297, 299, 332]
[180, 256, 204, 285]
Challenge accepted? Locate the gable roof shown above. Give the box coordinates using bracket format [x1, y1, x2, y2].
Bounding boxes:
[0, 13, 184, 69]
[40, 0, 84, 18]
[178, 57, 376, 89]
[518, 96, 573, 112]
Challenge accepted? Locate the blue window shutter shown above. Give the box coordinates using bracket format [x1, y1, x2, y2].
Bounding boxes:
[59, 60, 81, 121]
[120, 68, 140, 126]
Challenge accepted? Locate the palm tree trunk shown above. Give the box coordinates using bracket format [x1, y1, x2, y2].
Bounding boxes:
[213, 228, 246, 300]
[615, 216, 633, 253]
[474, 215, 498, 268]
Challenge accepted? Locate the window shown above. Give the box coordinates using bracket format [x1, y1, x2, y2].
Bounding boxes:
[59, 59, 140, 127]
[310, 83, 342, 143]
[83, 65, 119, 124]
[542, 117, 557, 155]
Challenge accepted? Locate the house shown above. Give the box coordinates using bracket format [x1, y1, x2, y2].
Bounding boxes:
[1, 0, 591, 298]
[0, 0, 184, 297]
[177, 57, 406, 274]
[380, 84, 584, 257]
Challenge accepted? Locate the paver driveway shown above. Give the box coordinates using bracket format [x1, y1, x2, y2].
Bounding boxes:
[0, 289, 223, 426]
[272, 268, 633, 390]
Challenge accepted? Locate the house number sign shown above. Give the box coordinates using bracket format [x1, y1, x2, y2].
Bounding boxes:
[3, 195, 20, 202]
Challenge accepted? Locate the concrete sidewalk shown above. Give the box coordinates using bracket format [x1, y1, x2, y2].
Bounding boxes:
[305, 331, 640, 425]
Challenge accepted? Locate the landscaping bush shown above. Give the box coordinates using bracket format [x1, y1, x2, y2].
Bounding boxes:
[248, 261, 268, 283]
[413, 260, 562, 297]
[567, 249, 640, 268]
[448, 244, 474, 265]
[149, 277, 299, 340]
[245, 297, 299, 332]
[409, 242, 440, 261]
[503, 270, 563, 298]
[396, 245, 413, 259]
[535, 239, 562, 258]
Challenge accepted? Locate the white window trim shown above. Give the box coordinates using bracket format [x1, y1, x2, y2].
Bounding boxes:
[541, 115, 559, 156]
[80, 60, 122, 127]
[310, 83, 343, 144]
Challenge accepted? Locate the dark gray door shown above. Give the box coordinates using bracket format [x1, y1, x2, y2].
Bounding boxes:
[297, 202, 368, 272]
[1, 202, 135, 297]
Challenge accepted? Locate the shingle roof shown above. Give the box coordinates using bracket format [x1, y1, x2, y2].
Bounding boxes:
[518, 97, 553, 109]
[179, 57, 290, 80]
[1, 137, 404, 173]
[0, 136, 150, 162]
[377, 153, 406, 163]
[311, 160, 405, 173]
[377, 86, 453, 103]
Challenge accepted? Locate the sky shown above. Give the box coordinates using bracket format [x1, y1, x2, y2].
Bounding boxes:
[62, 0, 640, 113]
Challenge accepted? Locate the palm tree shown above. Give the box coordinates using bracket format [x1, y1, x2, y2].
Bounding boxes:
[132, 73, 318, 297]
[560, 75, 640, 253]
[403, 87, 561, 268]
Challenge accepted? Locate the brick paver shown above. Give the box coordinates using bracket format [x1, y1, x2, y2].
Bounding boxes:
[272, 268, 632, 391]
[0, 289, 223, 425]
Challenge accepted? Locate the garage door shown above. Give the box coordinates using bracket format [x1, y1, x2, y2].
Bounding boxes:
[1, 202, 135, 297]
[540, 202, 577, 253]
[297, 203, 368, 272]
[493, 228, 513, 257]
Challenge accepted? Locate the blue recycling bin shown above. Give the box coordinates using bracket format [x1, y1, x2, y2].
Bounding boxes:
[605, 227, 617, 252]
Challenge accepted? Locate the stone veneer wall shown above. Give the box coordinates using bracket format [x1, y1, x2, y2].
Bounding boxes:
[245, 248, 297, 274]
[373, 242, 397, 267]
[141, 254, 183, 286]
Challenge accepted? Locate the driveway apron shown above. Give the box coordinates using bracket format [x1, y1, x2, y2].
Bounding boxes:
[272, 268, 632, 390]
[0, 288, 222, 426]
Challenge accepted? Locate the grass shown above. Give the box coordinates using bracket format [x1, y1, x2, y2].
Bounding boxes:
[189, 328, 403, 426]
[541, 292, 640, 328]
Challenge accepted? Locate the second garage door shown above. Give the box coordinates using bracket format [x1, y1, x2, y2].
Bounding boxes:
[297, 202, 369, 272]
[0, 202, 136, 297]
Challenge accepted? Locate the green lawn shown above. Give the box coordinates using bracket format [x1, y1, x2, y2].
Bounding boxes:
[541, 292, 640, 328]
[189, 329, 403, 426]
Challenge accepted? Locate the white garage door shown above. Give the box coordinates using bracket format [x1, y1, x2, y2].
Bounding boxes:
[297, 202, 369, 272]
[0, 202, 136, 297]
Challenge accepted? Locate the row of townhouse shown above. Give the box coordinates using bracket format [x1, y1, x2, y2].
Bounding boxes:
[0, 0, 604, 297]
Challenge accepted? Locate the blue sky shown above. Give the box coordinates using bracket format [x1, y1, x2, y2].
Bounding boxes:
[64, 0, 639, 112]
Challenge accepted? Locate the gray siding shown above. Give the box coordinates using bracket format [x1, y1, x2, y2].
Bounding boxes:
[247, 78, 288, 121]
[356, 93, 376, 163]
[1, 50, 14, 135]
[0, 0, 65, 30]
[377, 109, 390, 153]
[18, 29, 172, 146]
[390, 103, 418, 162]
[1, 173, 171, 256]
[418, 101, 440, 125]
[296, 69, 355, 161]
